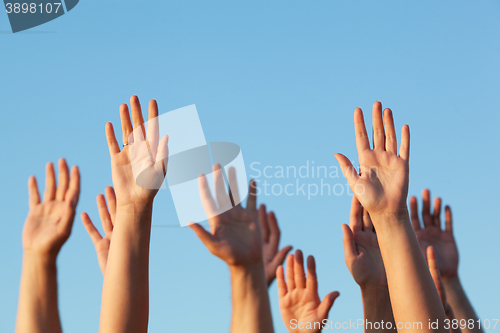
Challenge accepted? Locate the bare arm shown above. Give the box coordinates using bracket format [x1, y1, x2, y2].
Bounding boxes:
[335, 101, 447, 333]
[189, 169, 274, 333]
[16, 159, 80, 333]
[98, 96, 168, 333]
[410, 193, 483, 333]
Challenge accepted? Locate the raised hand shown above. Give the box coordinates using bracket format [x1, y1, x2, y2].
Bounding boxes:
[189, 165, 274, 333]
[334, 101, 410, 219]
[342, 196, 387, 289]
[277, 250, 339, 333]
[260, 206, 293, 287]
[17, 159, 80, 333]
[105, 95, 169, 208]
[81, 186, 116, 275]
[188, 166, 263, 266]
[411, 190, 459, 279]
[23, 159, 80, 258]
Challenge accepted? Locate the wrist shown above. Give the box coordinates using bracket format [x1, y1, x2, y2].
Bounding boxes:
[22, 250, 57, 269]
[442, 274, 461, 290]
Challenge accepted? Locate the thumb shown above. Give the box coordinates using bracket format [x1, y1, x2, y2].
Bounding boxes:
[270, 245, 293, 268]
[188, 223, 217, 252]
[334, 153, 359, 189]
[318, 291, 340, 320]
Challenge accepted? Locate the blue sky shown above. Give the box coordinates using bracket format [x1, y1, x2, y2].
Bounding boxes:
[1, 1, 499, 332]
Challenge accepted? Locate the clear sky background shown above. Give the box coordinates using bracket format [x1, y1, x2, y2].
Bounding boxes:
[1, 1, 499, 332]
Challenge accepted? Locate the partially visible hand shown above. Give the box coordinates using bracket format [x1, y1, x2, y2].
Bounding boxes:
[410, 190, 459, 279]
[335, 101, 410, 219]
[277, 250, 339, 333]
[342, 196, 387, 289]
[188, 165, 263, 267]
[22, 159, 80, 259]
[261, 207, 293, 287]
[105, 95, 169, 209]
[81, 186, 116, 275]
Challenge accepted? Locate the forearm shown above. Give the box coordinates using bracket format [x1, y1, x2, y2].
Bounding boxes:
[16, 252, 62, 333]
[361, 286, 396, 333]
[373, 213, 447, 333]
[99, 203, 153, 333]
[443, 276, 483, 333]
[229, 262, 274, 333]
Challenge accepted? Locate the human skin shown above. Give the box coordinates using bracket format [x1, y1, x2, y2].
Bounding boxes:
[97, 95, 168, 333]
[411, 192, 483, 333]
[16, 159, 80, 333]
[189, 166, 275, 333]
[276, 250, 339, 333]
[335, 101, 447, 333]
[342, 196, 395, 333]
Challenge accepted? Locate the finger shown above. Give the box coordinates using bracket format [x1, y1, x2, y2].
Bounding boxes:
[105, 122, 121, 155]
[427, 246, 446, 307]
[97, 194, 113, 235]
[55, 158, 69, 201]
[285, 254, 295, 290]
[334, 154, 360, 189]
[362, 207, 373, 231]
[258, 205, 270, 244]
[81, 212, 103, 246]
[267, 211, 281, 253]
[130, 95, 146, 142]
[246, 180, 257, 210]
[43, 162, 56, 202]
[422, 189, 433, 227]
[305, 255, 318, 293]
[294, 250, 306, 289]
[318, 291, 340, 320]
[342, 224, 358, 266]
[64, 166, 81, 207]
[28, 176, 41, 208]
[147, 99, 159, 156]
[119, 103, 133, 145]
[188, 223, 217, 252]
[276, 265, 287, 297]
[350, 195, 363, 232]
[227, 167, 241, 206]
[213, 164, 231, 210]
[354, 107, 370, 152]
[198, 174, 218, 218]
[384, 108, 397, 154]
[433, 197, 442, 229]
[410, 196, 421, 231]
[445, 205, 453, 233]
[105, 186, 116, 225]
[399, 124, 410, 161]
[372, 101, 385, 149]
[270, 246, 293, 269]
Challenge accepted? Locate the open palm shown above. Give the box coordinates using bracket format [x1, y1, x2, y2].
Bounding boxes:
[342, 196, 387, 289]
[105, 96, 169, 207]
[189, 165, 263, 267]
[335, 101, 410, 219]
[277, 250, 339, 333]
[23, 159, 80, 258]
[410, 190, 459, 278]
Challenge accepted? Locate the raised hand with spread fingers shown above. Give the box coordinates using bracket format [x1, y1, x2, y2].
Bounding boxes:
[277, 250, 339, 333]
[188, 165, 274, 333]
[411, 191, 482, 333]
[342, 196, 395, 333]
[335, 101, 447, 333]
[99, 95, 168, 333]
[16, 159, 80, 333]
